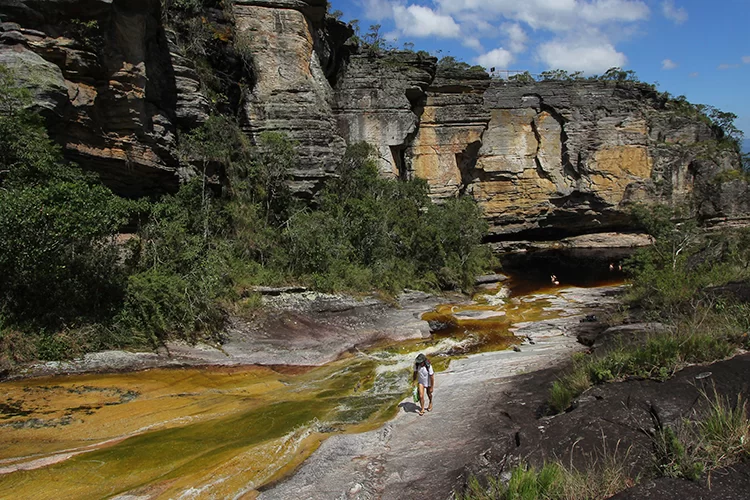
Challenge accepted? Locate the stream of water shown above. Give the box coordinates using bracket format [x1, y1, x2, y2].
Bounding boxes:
[0, 250, 628, 499]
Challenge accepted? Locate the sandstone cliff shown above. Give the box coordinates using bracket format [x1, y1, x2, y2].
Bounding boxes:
[409, 78, 746, 243]
[1, 0, 181, 197]
[1, 0, 746, 244]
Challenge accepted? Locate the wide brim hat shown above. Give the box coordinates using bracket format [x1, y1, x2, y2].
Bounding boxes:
[415, 353, 426, 364]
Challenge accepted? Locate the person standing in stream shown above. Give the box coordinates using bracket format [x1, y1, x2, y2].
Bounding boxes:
[413, 353, 434, 415]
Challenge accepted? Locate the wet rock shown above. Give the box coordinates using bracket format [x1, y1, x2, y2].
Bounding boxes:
[475, 273, 510, 285]
[259, 286, 623, 499]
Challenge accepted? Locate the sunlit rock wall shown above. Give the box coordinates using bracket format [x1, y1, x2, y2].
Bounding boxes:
[398, 79, 743, 241]
[406, 66, 490, 197]
[233, 0, 347, 197]
[1, 0, 745, 239]
[333, 50, 435, 177]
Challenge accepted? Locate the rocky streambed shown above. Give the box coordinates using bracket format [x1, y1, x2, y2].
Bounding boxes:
[259, 285, 622, 499]
[6, 279, 745, 500]
[0, 280, 624, 499]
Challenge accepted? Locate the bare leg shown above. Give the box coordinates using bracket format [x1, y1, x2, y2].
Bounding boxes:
[426, 386, 433, 411]
[418, 384, 426, 414]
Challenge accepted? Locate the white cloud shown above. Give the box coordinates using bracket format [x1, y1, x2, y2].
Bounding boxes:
[392, 5, 461, 38]
[689, 72, 699, 78]
[360, 0, 651, 66]
[435, 0, 648, 31]
[537, 39, 627, 74]
[662, 1, 688, 24]
[360, 0, 394, 20]
[661, 59, 678, 70]
[463, 37, 484, 51]
[476, 47, 515, 69]
[502, 23, 528, 53]
[743, 56, 750, 64]
[580, 0, 649, 24]
[718, 63, 740, 70]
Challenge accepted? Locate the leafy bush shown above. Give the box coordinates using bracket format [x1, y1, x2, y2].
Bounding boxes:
[0, 63, 494, 359]
[284, 143, 492, 292]
[0, 65, 129, 328]
[625, 204, 749, 313]
[118, 178, 233, 344]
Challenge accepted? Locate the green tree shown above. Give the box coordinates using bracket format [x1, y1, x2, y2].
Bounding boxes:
[0, 64, 129, 327]
[284, 143, 492, 292]
[597, 67, 638, 81]
[508, 71, 535, 83]
[117, 178, 230, 344]
[539, 69, 583, 81]
[363, 24, 392, 54]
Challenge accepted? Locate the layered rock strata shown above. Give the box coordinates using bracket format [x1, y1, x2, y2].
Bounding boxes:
[406, 66, 490, 196]
[1, 0, 746, 240]
[0, 0, 181, 197]
[234, 0, 347, 197]
[403, 79, 744, 241]
[334, 51, 435, 177]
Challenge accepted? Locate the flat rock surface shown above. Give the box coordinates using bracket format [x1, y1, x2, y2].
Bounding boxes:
[259, 286, 621, 500]
[8, 292, 443, 379]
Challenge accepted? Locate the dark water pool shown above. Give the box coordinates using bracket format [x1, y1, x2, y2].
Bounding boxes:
[499, 248, 634, 296]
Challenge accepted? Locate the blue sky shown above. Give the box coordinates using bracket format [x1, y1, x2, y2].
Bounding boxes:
[329, 0, 750, 142]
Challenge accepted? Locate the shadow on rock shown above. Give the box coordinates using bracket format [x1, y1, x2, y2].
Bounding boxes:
[398, 401, 421, 414]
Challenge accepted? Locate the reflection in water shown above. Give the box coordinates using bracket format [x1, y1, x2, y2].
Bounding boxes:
[0, 266, 616, 498]
[500, 248, 632, 296]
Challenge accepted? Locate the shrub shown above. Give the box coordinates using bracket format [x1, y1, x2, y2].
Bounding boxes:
[458, 446, 635, 500]
[694, 389, 750, 469]
[549, 380, 575, 414]
[284, 143, 492, 293]
[0, 65, 130, 328]
[119, 178, 233, 345]
[651, 424, 704, 480]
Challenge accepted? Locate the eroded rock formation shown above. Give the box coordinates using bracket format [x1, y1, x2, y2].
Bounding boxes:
[0, 0, 181, 197]
[404, 79, 746, 243]
[334, 50, 435, 177]
[234, 0, 348, 197]
[1, 0, 746, 242]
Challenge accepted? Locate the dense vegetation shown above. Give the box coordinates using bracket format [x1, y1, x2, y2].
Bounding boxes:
[0, 64, 492, 365]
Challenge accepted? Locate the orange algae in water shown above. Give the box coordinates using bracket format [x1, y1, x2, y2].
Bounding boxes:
[0, 359, 405, 499]
[0, 290, 568, 498]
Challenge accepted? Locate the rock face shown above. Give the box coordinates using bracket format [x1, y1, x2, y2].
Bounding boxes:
[401, 78, 745, 242]
[0, 0, 181, 197]
[1, 0, 746, 239]
[407, 66, 490, 197]
[334, 50, 435, 177]
[234, 0, 348, 197]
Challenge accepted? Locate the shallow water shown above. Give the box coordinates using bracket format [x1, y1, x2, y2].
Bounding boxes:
[0, 265, 624, 499]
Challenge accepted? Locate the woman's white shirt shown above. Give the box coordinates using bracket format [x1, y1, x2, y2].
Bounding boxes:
[416, 364, 434, 387]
